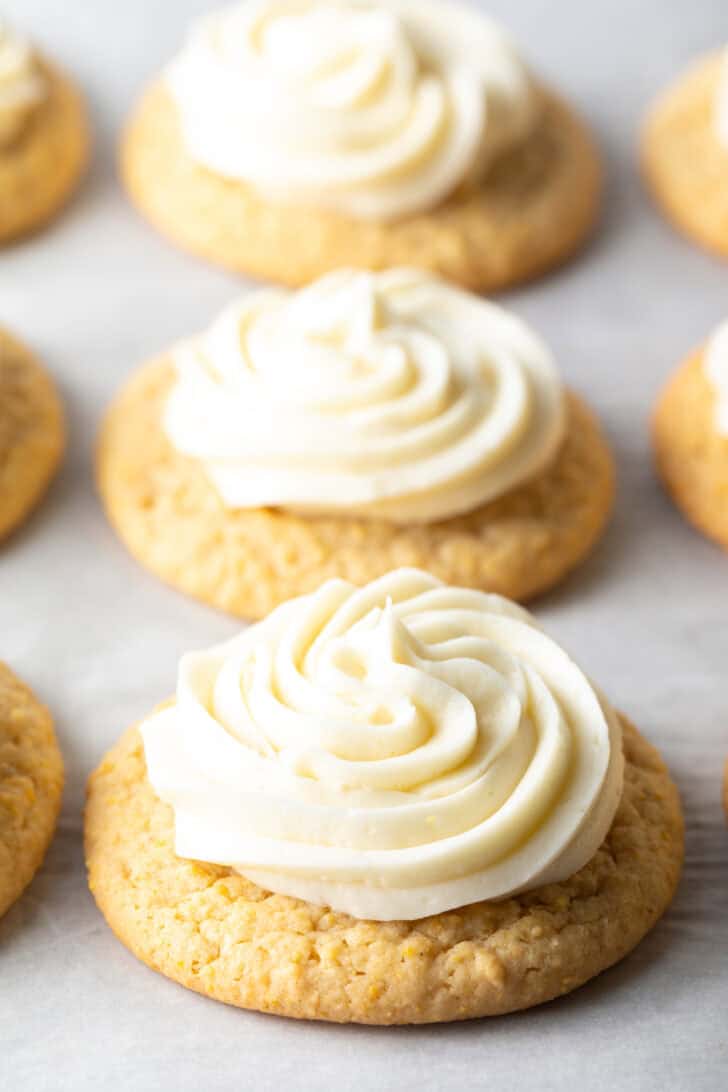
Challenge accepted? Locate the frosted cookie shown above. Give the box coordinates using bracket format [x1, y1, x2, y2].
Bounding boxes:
[0, 326, 64, 542]
[653, 322, 728, 549]
[97, 269, 614, 617]
[0, 18, 88, 244]
[121, 0, 601, 290]
[0, 662, 63, 918]
[85, 569, 683, 1023]
[643, 50, 728, 256]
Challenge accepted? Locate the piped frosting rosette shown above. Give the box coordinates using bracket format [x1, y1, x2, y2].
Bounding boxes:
[0, 19, 45, 144]
[142, 569, 624, 921]
[165, 0, 537, 220]
[163, 268, 566, 524]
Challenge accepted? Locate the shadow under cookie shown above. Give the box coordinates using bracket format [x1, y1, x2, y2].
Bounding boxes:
[0, 59, 88, 244]
[652, 348, 728, 550]
[96, 358, 615, 618]
[121, 83, 601, 292]
[0, 663, 64, 919]
[0, 327, 65, 542]
[642, 53, 728, 257]
[84, 716, 683, 1024]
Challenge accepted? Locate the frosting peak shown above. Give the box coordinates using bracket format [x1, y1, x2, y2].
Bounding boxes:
[0, 20, 45, 146]
[165, 0, 537, 220]
[142, 568, 624, 921]
[163, 268, 566, 524]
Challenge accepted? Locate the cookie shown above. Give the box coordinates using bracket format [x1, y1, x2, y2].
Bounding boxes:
[642, 52, 728, 257]
[121, 80, 600, 292]
[85, 715, 682, 1024]
[96, 356, 614, 618]
[0, 663, 63, 918]
[0, 327, 65, 542]
[652, 348, 728, 549]
[0, 59, 88, 244]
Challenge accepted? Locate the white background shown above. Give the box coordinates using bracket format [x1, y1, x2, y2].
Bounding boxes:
[1, 1, 726, 1089]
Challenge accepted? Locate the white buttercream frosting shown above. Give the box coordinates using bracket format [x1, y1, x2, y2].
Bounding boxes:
[142, 568, 624, 921]
[165, 0, 537, 220]
[0, 19, 45, 144]
[163, 268, 566, 525]
[704, 319, 728, 435]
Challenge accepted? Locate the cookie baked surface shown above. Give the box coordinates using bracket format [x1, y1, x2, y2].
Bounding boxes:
[0, 327, 64, 542]
[121, 82, 601, 291]
[85, 716, 682, 1024]
[642, 53, 728, 256]
[0, 58, 88, 244]
[0, 663, 63, 918]
[97, 357, 614, 618]
[653, 348, 728, 549]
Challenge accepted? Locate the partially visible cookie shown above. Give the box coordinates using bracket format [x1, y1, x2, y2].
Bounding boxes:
[96, 357, 614, 618]
[0, 59, 88, 244]
[0, 327, 64, 542]
[653, 348, 728, 550]
[0, 663, 63, 918]
[642, 52, 728, 256]
[85, 715, 682, 1024]
[122, 81, 600, 292]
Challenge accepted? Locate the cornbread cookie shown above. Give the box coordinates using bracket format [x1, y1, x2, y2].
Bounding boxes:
[642, 52, 728, 256]
[85, 715, 682, 1024]
[121, 82, 600, 291]
[0, 663, 63, 918]
[653, 348, 728, 549]
[97, 358, 615, 618]
[0, 327, 64, 542]
[0, 60, 88, 244]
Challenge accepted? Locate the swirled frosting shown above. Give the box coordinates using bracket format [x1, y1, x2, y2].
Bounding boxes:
[142, 568, 624, 921]
[704, 320, 728, 435]
[165, 0, 537, 220]
[164, 268, 566, 524]
[0, 20, 45, 146]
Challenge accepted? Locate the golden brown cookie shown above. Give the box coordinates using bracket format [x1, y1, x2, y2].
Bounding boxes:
[0, 58, 88, 244]
[121, 82, 601, 291]
[0, 663, 63, 919]
[96, 357, 615, 618]
[652, 348, 728, 550]
[85, 715, 682, 1024]
[642, 52, 728, 256]
[0, 327, 65, 542]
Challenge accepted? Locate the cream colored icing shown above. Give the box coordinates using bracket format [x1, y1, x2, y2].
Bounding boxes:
[704, 319, 728, 434]
[163, 268, 566, 525]
[0, 19, 45, 145]
[142, 568, 624, 921]
[165, 0, 537, 220]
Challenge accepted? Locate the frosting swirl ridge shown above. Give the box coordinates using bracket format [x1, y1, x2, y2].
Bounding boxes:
[165, 0, 537, 220]
[163, 268, 566, 524]
[142, 568, 624, 921]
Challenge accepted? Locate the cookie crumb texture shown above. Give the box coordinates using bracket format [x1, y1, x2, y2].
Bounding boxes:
[85, 718, 682, 1024]
[0, 328, 64, 542]
[653, 349, 728, 550]
[97, 359, 615, 617]
[0, 663, 63, 918]
[122, 82, 601, 291]
[0, 59, 88, 244]
[642, 53, 728, 255]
